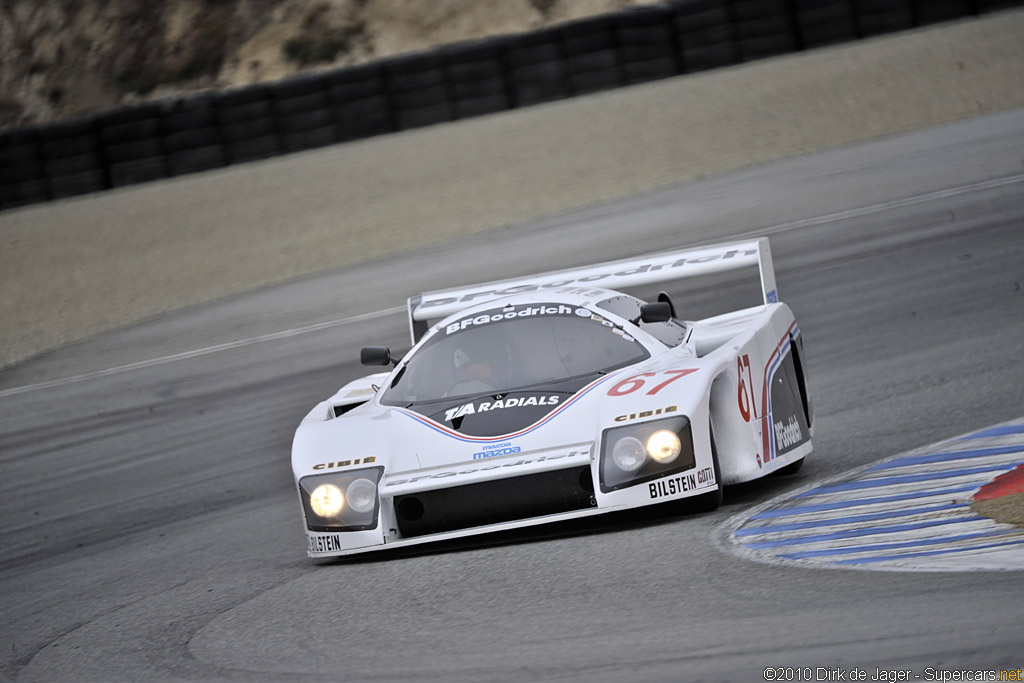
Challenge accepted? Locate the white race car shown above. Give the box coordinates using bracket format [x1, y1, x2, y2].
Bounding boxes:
[292, 238, 813, 557]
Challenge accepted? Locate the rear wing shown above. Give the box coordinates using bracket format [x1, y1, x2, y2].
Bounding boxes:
[406, 237, 778, 343]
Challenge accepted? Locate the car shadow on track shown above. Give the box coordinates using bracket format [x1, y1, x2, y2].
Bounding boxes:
[320, 468, 811, 565]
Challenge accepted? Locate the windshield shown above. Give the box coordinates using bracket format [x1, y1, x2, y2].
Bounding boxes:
[382, 303, 650, 405]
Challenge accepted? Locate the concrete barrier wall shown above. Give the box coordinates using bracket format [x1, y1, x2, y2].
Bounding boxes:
[3, 0, 1023, 211]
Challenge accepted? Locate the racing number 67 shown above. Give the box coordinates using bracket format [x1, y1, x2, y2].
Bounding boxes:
[608, 369, 697, 396]
[737, 354, 757, 422]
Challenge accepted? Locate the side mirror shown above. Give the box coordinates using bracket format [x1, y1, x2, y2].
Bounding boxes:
[639, 301, 672, 323]
[361, 346, 395, 366]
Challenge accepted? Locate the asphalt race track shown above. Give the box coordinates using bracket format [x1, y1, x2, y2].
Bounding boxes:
[2, 108, 1023, 682]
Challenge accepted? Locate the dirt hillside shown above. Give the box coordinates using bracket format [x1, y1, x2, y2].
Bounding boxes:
[0, 0, 653, 129]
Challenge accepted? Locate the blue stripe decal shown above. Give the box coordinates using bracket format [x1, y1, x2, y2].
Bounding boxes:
[764, 335, 792, 463]
[957, 425, 1024, 440]
[735, 503, 968, 536]
[742, 516, 985, 550]
[831, 537, 1024, 564]
[866, 446, 1024, 471]
[750, 484, 979, 519]
[795, 463, 1021, 497]
[777, 530, 1012, 560]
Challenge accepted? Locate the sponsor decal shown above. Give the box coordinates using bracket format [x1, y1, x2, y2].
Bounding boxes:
[473, 446, 520, 460]
[648, 466, 714, 499]
[472, 441, 522, 461]
[313, 456, 376, 471]
[386, 450, 581, 486]
[444, 395, 561, 422]
[446, 305, 574, 335]
[345, 387, 376, 397]
[421, 249, 757, 310]
[307, 534, 343, 553]
[773, 415, 803, 450]
[574, 308, 591, 317]
[613, 405, 678, 422]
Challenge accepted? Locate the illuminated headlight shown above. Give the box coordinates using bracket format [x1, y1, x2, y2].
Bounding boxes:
[647, 430, 681, 464]
[309, 484, 344, 517]
[299, 466, 382, 531]
[600, 416, 694, 493]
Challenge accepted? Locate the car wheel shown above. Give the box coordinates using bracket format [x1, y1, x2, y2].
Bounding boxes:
[688, 420, 723, 513]
[775, 457, 805, 476]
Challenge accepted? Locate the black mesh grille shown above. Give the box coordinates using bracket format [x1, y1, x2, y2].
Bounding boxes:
[393, 466, 596, 538]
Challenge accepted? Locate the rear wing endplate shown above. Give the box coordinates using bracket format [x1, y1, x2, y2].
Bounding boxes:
[406, 237, 777, 343]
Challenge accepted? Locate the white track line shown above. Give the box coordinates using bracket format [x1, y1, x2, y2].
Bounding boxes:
[5, 173, 1024, 398]
[727, 173, 1024, 240]
[0, 305, 406, 398]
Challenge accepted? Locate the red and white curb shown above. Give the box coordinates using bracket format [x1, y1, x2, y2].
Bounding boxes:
[720, 418, 1024, 572]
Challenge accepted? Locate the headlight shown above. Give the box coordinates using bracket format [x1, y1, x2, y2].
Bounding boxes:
[299, 466, 382, 531]
[599, 415, 694, 493]
[309, 484, 344, 517]
[346, 478, 378, 513]
[612, 436, 647, 471]
[647, 430, 681, 463]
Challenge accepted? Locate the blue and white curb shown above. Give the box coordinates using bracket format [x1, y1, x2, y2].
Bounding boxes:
[721, 418, 1024, 572]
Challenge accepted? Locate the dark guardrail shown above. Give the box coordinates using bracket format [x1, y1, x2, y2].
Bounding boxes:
[2, 0, 1021, 211]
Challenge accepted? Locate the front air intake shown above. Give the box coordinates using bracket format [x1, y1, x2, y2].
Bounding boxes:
[393, 466, 595, 538]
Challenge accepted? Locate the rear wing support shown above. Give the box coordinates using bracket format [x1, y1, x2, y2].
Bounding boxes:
[407, 237, 778, 344]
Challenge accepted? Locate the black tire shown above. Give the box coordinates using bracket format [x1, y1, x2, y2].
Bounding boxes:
[392, 84, 448, 110]
[733, 0, 789, 21]
[281, 126, 336, 153]
[688, 421, 724, 513]
[104, 138, 163, 164]
[278, 108, 331, 134]
[273, 91, 328, 118]
[445, 57, 502, 83]
[164, 127, 220, 152]
[167, 146, 226, 175]
[775, 457, 805, 476]
[45, 152, 101, 177]
[450, 77, 503, 99]
[109, 157, 167, 186]
[217, 99, 273, 126]
[220, 116, 275, 143]
[226, 134, 280, 163]
[681, 43, 738, 73]
[853, 1, 913, 36]
[453, 93, 509, 118]
[323, 63, 385, 102]
[504, 30, 562, 67]
[622, 58, 676, 84]
[161, 96, 219, 131]
[913, 0, 972, 25]
[47, 169, 106, 199]
[396, 102, 452, 130]
[566, 49, 621, 93]
[269, 74, 325, 100]
[39, 119, 99, 157]
[738, 32, 797, 61]
[1, 178, 49, 209]
[337, 114, 393, 141]
[100, 118, 161, 144]
[510, 61, 568, 105]
[674, 2, 732, 32]
[568, 67, 621, 95]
